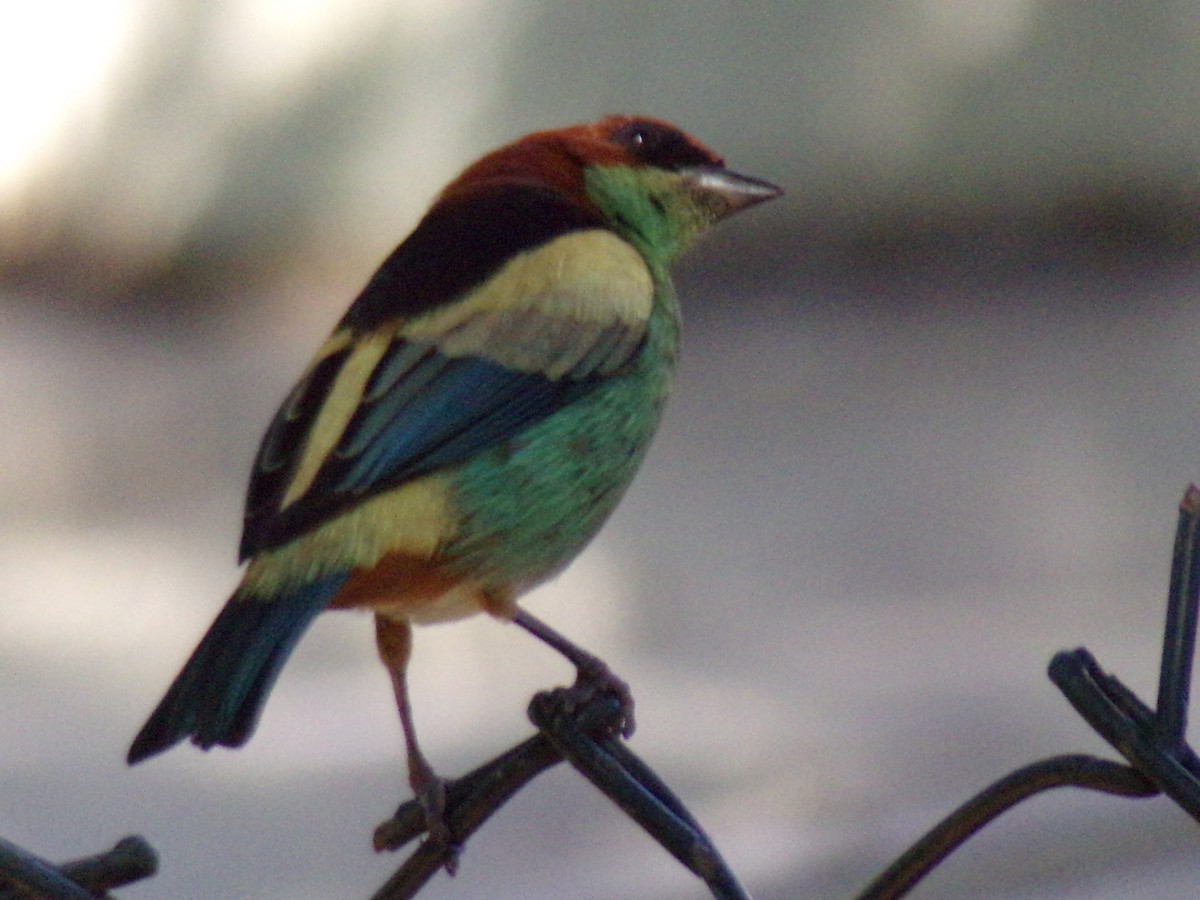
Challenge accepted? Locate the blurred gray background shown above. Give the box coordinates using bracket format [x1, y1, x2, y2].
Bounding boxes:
[3, 2, 1200, 897]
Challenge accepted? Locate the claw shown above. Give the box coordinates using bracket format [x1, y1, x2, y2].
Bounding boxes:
[413, 773, 460, 874]
[573, 654, 635, 737]
[512, 607, 636, 738]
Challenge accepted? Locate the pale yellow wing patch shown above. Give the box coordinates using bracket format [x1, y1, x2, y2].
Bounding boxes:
[268, 230, 649, 533]
[241, 473, 456, 597]
[401, 229, 653, 379]
[281, 327, 397, 509]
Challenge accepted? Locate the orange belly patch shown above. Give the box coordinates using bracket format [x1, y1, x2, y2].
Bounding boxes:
[329, 551, 489, 625]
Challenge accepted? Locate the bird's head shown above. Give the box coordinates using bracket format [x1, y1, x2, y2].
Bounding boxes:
[439, 115, 782, 264]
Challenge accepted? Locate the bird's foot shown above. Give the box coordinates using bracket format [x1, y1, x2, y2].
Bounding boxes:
[571, 654, 635, 738]
[510, 608, 635, 736]
[414, 773, 460, 874]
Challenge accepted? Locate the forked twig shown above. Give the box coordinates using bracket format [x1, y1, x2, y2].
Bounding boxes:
[371, 686, 749, 900]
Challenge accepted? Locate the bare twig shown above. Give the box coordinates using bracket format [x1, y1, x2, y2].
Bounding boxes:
[370, 734, 563, 899]
[58, 836, 159, 896]
[855, 755, 1155, 900]
[1049, 648, 1200, 819]
[371, 685, 749, 900]
[0, 835, 157, 900]
[529, 689, 751, 899]
[1155, 483, 1200, 744]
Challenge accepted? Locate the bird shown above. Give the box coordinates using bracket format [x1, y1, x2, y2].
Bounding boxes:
[127, 114, 781, 853]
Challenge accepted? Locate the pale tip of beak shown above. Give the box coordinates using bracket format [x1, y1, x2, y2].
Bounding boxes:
[684, 166, 783, 217]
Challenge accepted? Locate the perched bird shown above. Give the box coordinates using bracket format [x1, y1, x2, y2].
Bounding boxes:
[127, 115, 781, 849]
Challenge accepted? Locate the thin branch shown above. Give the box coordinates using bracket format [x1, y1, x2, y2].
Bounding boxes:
[58, 837, 159, 896]
[0, 835, 157, 900]
[370, 734, 562, 900]
[529, 689, 751, 900]
[1155, 483, 1200, 744]
[1049, 648, 1200, 819]
[371, 685, 750, 900]
[855, 755, 1155, 900]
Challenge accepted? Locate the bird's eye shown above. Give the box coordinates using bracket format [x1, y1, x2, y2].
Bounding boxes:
[615, 123, 652, 151]
[611, 119, 720, 171]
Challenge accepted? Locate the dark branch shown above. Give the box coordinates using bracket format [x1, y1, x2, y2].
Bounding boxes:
[371, 685, 749, 900]
[856, 755, 1155, 900]
[369, 733, 562, 899]
[0, 835, 157, 899]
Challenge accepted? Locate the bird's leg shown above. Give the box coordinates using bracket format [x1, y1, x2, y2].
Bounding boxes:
[374, 614, 459, 872]
[511, 607, 635, 737]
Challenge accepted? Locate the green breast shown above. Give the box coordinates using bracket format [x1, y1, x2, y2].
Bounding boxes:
[442, 277, 679, 589]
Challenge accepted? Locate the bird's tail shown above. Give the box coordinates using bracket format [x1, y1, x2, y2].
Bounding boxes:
[127, 572, 348, 764]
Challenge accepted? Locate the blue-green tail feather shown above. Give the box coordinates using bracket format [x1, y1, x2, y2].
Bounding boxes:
[127, 573, 348, 764]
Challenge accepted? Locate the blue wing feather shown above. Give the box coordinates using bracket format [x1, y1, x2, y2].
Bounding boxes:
[329, 344, 592, 492]
[240, 336, 602, 556]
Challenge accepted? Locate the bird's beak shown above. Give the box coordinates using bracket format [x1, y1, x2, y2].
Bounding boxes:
[681, 166, 783, 220]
